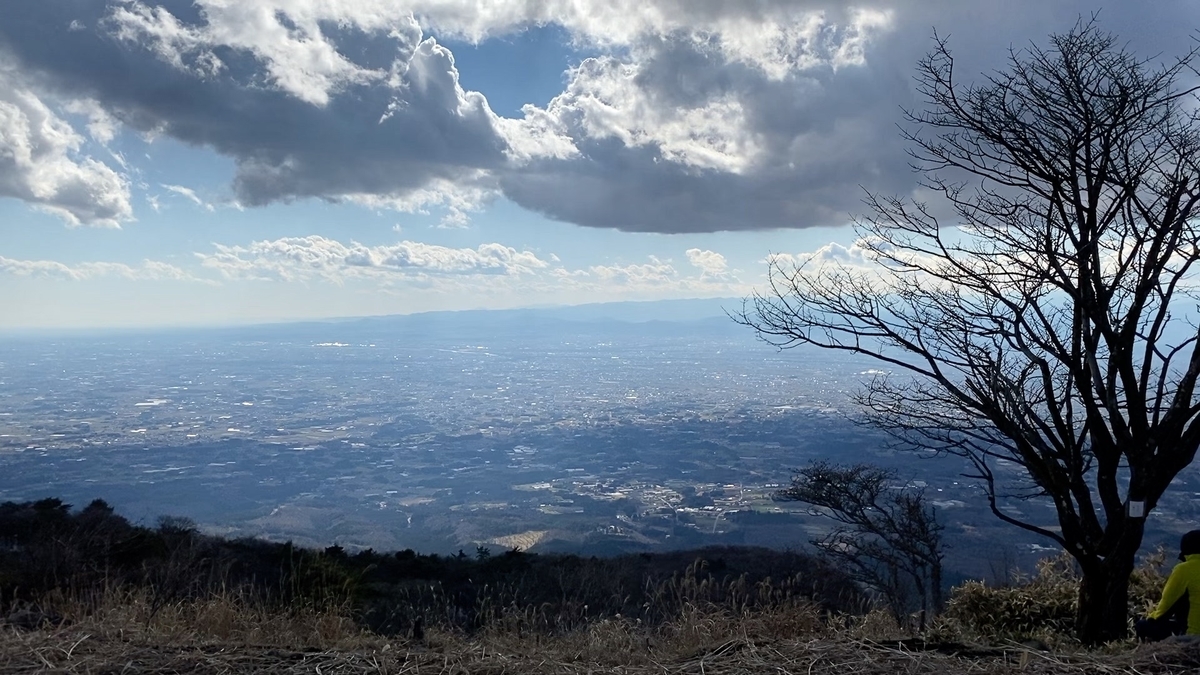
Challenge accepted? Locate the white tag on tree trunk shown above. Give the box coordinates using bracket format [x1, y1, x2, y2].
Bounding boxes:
[1128, 501, 1145, 518]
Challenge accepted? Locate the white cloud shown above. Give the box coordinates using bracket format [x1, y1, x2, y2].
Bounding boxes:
[761, 237, 936, 295]
[582, 257, 678, 286]
[197, 235, 550, 282]
[527, 55, 762, 173]
[547, 252, 747, 299]
[346, 174, 494, 228]
[493, 105, 579, 163]
[0, 67, 131, 227]
[61, 98, 118, 145]
[108, 0, 405, 106]
[194, 236, 749, 302]
[161, 183, 215, 211]
[686, 248, 730, 277]
[492, 4, 916, 231]
[0, 1, 902, 231]
[1, 1, 1194, 233]
[769, 239, 881, 269]
[0, 255, 192, 281]
[489, 3, 896, 180]
[1, 238, 751, 328]
[0, 2, 508, 224]
[414, 1, 893, 76]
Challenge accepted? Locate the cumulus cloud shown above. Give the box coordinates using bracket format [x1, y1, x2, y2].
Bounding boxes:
[193, 234, 748, 301]
[763, 237, 935, 296]
[686, 248, 730, 277]
[0, 255, 192, 281]
[492, 0, 1199, 232]
[0, 67, 131, 226]
[0, 1, 1196, 232]
[425, 0, 1200, 233]
[108, 0, 386, 106]
[347, 174, 494, 228]
[545, 262, 747, 303]
[578, 257, 678, 286]
[495, 13, 917, 231]
[538, 55, 764, 174]
[0, 1, 505, 222]
[769, 240, 881, 270]
[543, 251, 748, 299]
[415, 1, 891, 74]
[3, 231, 750, 320]
[197, 235, 550, 282]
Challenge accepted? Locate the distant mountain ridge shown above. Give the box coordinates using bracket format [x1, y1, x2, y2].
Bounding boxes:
[342, 297, 742, 326]
[0, 297, 745, 340]
[222, 297, 747, 342]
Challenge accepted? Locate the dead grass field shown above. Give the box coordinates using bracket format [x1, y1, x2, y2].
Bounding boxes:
[4, 590, 1199, 675]
[5, 626, 1200, 675]
[2, 500, 1193, 674]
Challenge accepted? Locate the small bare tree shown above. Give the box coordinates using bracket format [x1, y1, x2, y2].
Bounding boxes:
[778, 461, 944, 625]
[738, 21, 1200, 644]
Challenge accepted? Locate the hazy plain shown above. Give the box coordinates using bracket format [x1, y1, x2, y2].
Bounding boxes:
[2, 300, 1197, 577]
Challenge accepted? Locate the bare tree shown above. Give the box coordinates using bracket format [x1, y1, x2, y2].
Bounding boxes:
[778, 462, 944, 625]
[737, 21, 1200, 644]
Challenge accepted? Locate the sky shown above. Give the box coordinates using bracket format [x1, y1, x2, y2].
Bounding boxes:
[0, 1, 1196, 329]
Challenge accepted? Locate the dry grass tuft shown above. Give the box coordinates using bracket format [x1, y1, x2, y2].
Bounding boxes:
[18, 585, 378, 651]
[4, 622, 1200, 674]
[468, 601, 826, 667]
[5, 584, 1200, 675]
[2, 548, 1194, 674]
[936, 549, 1173, 647]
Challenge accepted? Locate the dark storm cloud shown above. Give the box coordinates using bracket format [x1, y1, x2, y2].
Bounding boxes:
[0, 1, 1197, 232]
[502, 33, 914, 232]
[499, 0, 1200, 232]
[0, 0, 507, 209]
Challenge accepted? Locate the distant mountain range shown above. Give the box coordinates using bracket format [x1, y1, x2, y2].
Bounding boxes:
[1, 297, 747, 340]
[217, 297, 749, 343]
[328, 297, 744, 327]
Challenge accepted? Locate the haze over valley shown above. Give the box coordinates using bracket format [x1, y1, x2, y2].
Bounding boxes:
[3, 300, 1198, 579]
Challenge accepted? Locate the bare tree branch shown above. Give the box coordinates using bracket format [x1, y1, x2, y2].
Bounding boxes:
[736, 19, 1200, 645]
[776, 461, 945, 622]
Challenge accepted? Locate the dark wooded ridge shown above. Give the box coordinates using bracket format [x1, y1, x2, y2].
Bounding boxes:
[0, 498, 863, 635]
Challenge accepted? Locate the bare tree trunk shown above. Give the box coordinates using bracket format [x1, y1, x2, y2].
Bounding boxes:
[1076, 561, 1130, 644]
[930, 562, 943, 613]
[1075, 519, 1144, 645]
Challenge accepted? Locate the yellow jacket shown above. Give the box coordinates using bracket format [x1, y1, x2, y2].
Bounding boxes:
[1149, 554, 1200, 634]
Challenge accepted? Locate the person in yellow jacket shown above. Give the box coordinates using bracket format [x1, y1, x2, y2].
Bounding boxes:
[1137, 530, 1200, 641]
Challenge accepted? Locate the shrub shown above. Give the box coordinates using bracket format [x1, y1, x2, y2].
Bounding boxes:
[939, 549, 1170, 642]
[942, 553, 1078, 639]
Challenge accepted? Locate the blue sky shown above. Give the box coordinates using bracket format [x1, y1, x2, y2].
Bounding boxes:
[0, 0, 1196, 329]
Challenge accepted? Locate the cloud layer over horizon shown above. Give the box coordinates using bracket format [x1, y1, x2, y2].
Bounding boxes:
[0, 236, 749, 318]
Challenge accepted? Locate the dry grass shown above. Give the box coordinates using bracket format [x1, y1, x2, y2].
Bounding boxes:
[4, 588, 1200, 675]
[937, 549, 1173, 647]
[5, 585, 376, 651]
[2, 549, 1194, 674]
[4, 623, 1200, 674]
